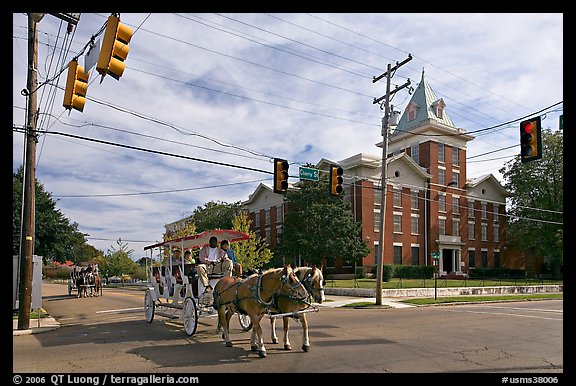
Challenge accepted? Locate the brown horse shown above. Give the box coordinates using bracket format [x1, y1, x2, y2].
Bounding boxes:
[213, 266, 309, 358]
[93, 274, 103, 296]
[269, 266, 325, 352]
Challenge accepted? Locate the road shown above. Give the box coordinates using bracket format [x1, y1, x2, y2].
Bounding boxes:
[13, 282, 563, 374]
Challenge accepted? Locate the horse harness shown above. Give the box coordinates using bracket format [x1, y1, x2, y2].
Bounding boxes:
[213, 270, 309, 315]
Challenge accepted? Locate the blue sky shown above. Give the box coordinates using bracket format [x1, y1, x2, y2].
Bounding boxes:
[12, 13, 563, 258]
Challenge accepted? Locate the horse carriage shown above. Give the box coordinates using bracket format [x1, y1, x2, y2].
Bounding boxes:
[68, 263, 103, 298]
[143, 229, 325, 358]
[143, 230, 254, 336]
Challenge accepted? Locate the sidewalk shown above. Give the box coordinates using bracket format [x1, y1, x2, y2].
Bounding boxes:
[13, 317, 61, 336]
[322, 294, 414, 308]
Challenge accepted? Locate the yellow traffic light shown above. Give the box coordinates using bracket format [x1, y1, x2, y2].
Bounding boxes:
[329, 164, 343, 196]
[96, 15, 133, 81]
[273, 158, 289, 194]
[63, 59, 89, 112]
[520, 116, 542, 163]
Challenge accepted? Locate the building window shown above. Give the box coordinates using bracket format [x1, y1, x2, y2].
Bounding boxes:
[411, 145, 419, 164]
[493, 224, 499, 242]
[394, 245, 402, 265]
[374, 210, 381, 231]
[411, 190, 419, 210]
[439, 218, 446, 235]
[438, 169, 445, 185]
[481, 202, 487, 219]
[481, 223, 488, 241]
[468, 201, 475, 217]
[494, 251, 500, 268]
[254, 212, 260, 228]
[277, 204, 284, 223]
[438, 143, 445, 163]
[468, 222, 475, 240]
[393, 188, 402, 207]
[452, 196, 459, 215]
[411, 215, 419, 235]
[411, 246, 419, 265]
[439, 194, 446, 212]
[393, 213, 402, 233]
[452, 171, 459, 186]
[374, 188, 381, 209]
[452, 218, 460, 237]
[482, 250, 488, 268]
[493, 204, 499, 222]
[265, 209, 270, 225]
[453, 147, 459, 166]
[469, 250, 476, 268]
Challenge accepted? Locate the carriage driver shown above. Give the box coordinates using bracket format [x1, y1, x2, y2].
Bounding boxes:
[197, 236, 233, 293]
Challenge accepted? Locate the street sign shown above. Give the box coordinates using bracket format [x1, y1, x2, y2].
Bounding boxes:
[431, 252, 440, 259]
[299, 167, 319, 181]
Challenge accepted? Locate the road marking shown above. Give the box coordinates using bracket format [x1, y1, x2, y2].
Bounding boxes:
[96, 307, 142, 314]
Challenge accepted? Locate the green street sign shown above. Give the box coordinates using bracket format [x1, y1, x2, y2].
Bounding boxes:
[299, 167, 319, 181]
[431, 252, 440, 259]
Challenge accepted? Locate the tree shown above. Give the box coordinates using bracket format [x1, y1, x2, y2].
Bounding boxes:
[12, 165, 89, 263]
[499, 128, 563, 276]
[191, 200, 242, 232]
[277, 178, 370, 268]
[231, 211, 273, 271]
[101, 238, 139, 279]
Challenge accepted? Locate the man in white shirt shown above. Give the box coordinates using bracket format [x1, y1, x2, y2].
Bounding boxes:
[197, 236, 233, 292]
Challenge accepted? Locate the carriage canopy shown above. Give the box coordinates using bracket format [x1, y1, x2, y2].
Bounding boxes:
[144, 229, 250, 252]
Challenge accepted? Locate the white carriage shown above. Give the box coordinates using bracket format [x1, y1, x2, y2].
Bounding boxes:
[143, 230, 253, 336]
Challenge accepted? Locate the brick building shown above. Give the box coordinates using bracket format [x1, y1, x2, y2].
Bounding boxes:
[243, 72, 513, 276]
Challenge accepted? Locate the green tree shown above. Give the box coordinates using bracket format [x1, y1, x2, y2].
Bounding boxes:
[499, 128, 563, 276]
[13, 165, 89, 263]
[191, 200, 242, 232]
[277, 178, 370, 268]
[101, 238, 138, 278]
[231, 211, 273, 271]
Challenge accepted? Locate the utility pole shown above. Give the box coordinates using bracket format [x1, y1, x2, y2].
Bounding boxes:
[372, 55, 412, 305]
[17, 13, 42, 330]
[17, 13, 80, 330]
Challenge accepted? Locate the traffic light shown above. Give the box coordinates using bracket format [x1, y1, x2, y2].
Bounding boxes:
[96, 15, 134, 81]
[520, 116, 542, 163]
[273, 158, 289, 194]
[63, 59, 89, 112]
[329, 164, 344, 196]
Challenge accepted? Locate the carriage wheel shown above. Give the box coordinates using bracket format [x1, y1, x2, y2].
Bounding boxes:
[144, 289, 155, 323]
[238, 313, 253, 331]
[182, 297, 198, 336]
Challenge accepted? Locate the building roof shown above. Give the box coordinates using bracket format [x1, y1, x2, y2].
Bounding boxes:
[393, 70, 456, 135]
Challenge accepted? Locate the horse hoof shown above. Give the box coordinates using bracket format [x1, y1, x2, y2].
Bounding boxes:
[284, 344, 291, 351]
[271, 338, 278, 344]
[226, 341, 233, 347]
[251, 345, 258, 352]
[302, 345, 310, 352]
[258, 350, 267, 358]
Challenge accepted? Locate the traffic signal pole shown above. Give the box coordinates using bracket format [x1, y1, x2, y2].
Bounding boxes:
[372, 55, 412, 305]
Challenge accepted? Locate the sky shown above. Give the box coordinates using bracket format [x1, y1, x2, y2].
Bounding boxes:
[12, 13, 564, 259]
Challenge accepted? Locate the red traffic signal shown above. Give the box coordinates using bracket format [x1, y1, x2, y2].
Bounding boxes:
[520, 116, 542, 163]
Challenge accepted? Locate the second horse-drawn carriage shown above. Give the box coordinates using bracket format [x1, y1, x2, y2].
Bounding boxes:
[68, 263, 103, 298]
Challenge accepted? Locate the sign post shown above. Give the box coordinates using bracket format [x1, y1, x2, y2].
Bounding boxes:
[431, 252, 440, 300]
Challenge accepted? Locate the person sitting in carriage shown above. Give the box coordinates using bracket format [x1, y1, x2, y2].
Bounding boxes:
[220, 239, 242, 277]
[197, 236, 233, 293]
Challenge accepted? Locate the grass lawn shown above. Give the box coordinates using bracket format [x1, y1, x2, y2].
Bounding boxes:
[325, 277, 563, 289]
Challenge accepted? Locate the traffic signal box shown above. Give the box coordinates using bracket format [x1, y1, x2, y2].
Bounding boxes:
[329, 164, 344, 196]
[63, 59, 89, 112]
[520, 116, 542, 163]
[273, 158, 289, 194]
[97, 15, 134, 81]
